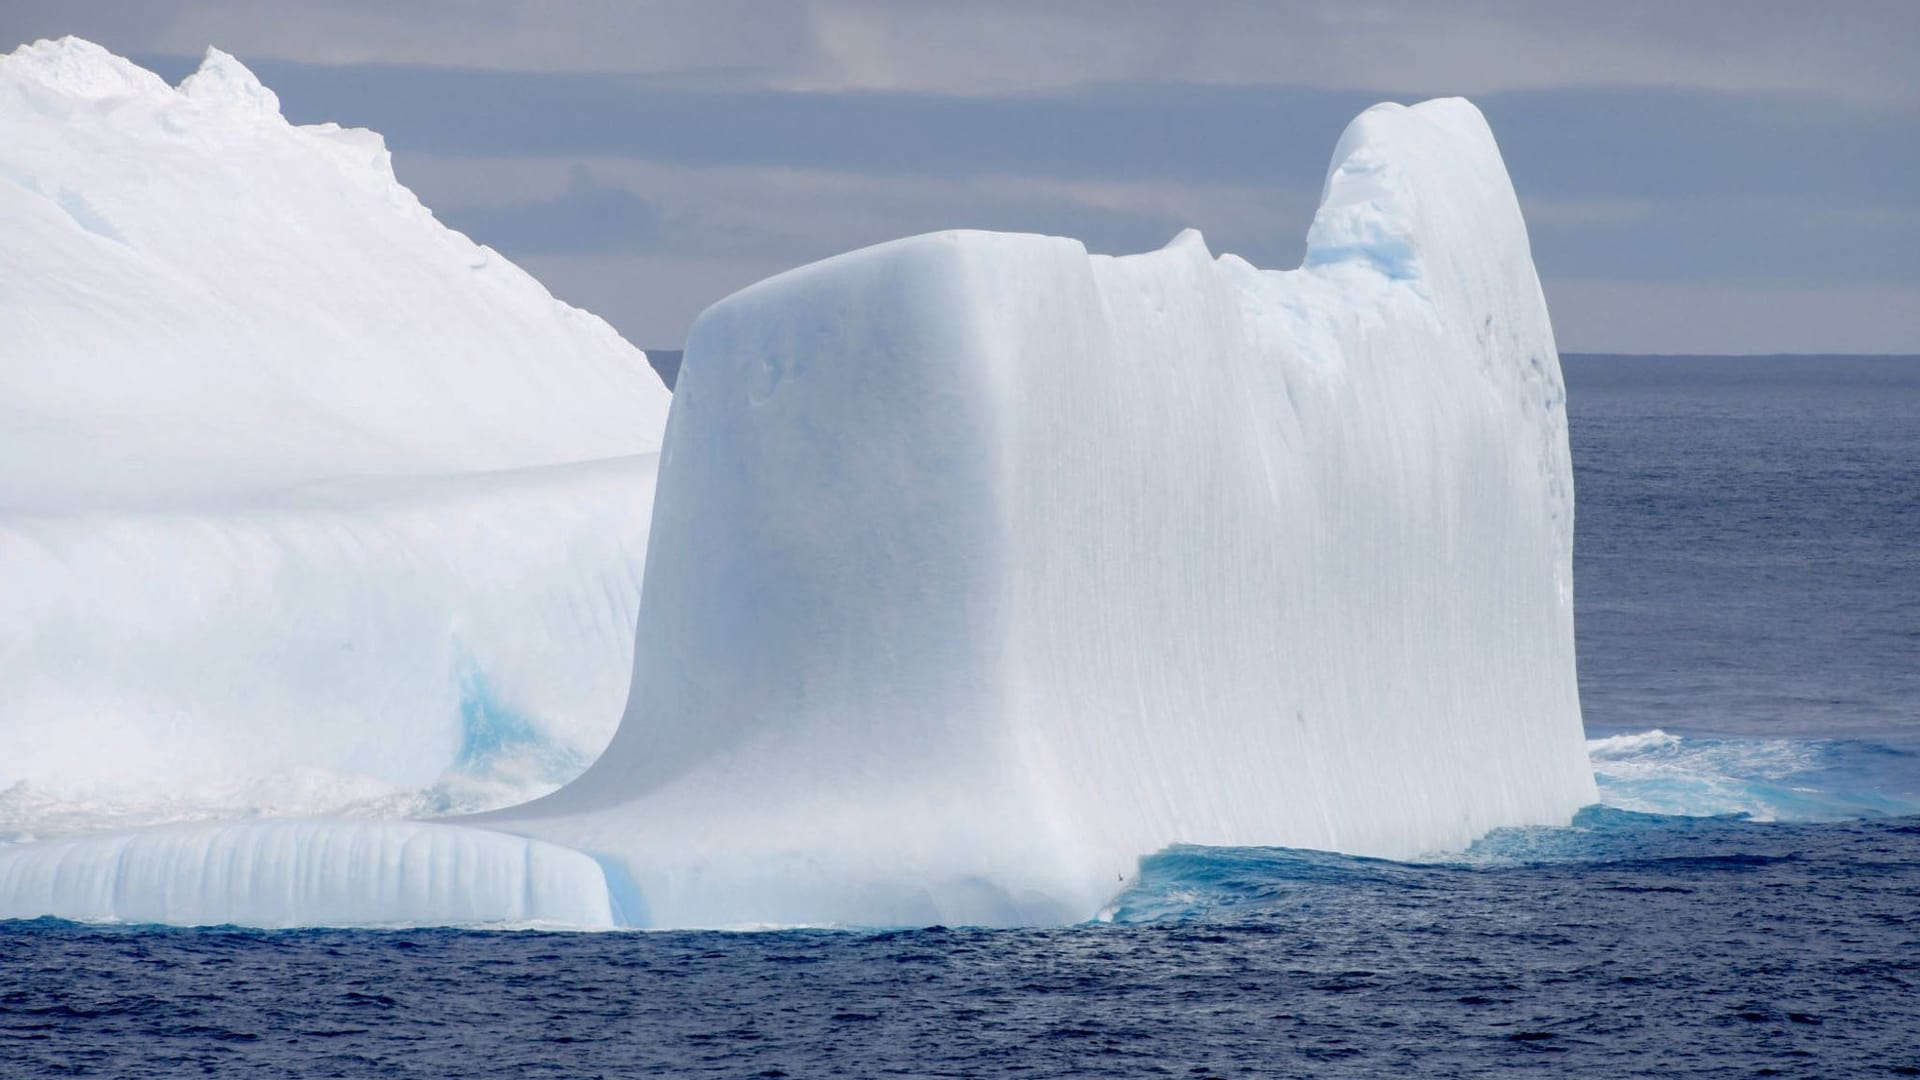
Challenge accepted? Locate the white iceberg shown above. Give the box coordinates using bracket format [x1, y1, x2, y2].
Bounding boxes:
[493, 96, 1595, 928]
[0, 39, 670, 830]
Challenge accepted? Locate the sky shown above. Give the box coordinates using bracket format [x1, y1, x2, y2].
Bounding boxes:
[4, 0, 1917, 354]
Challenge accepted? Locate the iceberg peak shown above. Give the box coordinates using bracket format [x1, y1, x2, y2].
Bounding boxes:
[1, 35, 170, 101]
[1160, 226, 1212, 257]
[179, 45, 281, 120]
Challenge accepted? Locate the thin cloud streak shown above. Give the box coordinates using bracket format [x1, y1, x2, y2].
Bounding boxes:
[129, 56, 1920, 210]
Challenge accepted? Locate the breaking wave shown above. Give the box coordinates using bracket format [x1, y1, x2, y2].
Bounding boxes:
[1100, 730, 1920, 924]
[1587, 729, 1920, 821]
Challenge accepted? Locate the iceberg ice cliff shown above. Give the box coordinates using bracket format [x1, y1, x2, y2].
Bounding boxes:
[492, 97, 1595, 927]
[0, 39, 670, 831]
[0, 64, 1594, 928]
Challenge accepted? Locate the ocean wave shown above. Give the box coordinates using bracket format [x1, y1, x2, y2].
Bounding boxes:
[1587, 729, 1920, 821]
[1099, 731, 1920, 924]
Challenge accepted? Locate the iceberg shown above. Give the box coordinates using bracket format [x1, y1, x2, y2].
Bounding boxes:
[0, 38, 667, 501]
[492, 97, 1595, 928]
[0, 39, 670, 830]
[0, 63, 1595, 928]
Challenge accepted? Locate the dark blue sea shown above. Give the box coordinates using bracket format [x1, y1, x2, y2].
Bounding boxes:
[4, 355, 1917, 1077]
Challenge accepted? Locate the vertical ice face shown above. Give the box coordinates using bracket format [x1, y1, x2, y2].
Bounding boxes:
[0, 40, 669, 830]
[496, 98, 1596, 928]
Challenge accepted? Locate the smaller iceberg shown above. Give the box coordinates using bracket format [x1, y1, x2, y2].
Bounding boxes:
[0, 39, 671, 829]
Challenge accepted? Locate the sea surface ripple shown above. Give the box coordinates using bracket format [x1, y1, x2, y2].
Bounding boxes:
[3, 810, 1918, 1077]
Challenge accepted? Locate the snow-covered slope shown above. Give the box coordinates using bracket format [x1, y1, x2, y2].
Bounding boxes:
[0, 92, 1593, 930]
[0, 39, 669, 832]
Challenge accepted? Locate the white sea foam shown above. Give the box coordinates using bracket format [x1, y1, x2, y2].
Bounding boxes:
[1589, 730, 1919, 820]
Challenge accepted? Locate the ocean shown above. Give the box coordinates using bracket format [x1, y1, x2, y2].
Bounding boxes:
[3, 354, 1916, 1077]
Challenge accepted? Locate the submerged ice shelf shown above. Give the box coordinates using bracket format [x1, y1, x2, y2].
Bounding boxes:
[0, 820, 616, 929]
[2, 84, 1594, 929]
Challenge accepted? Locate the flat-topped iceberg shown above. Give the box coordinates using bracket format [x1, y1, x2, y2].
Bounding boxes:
[494, 97, 1595, 928]
[0, 39, 669, 831]
[0, 64, 1595, 928]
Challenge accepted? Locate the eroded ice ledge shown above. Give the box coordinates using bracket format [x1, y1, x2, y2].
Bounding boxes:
[0, 821, 616, 929]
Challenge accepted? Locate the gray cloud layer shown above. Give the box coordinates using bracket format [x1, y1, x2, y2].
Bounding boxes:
[14, 0, 1919, 103]
[5, 0, 1917, 351]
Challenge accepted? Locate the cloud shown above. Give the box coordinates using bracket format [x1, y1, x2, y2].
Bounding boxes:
[1528, 200, 1920, 287]
[507, 251, 1920, 355]
[1479, 88, 1918, 207]
[1545, 280, 1920, 354]
[438, 166, 666, 255]
[247, 63, 1912, 344]
[122, 57, 1919, 212]
[795, 1, 1920, 106]
[5, 7, 1915, 351]
[510, 250, 798, 350]
[403, 153, 1294, 264]
[9, 1, 1916, 105]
